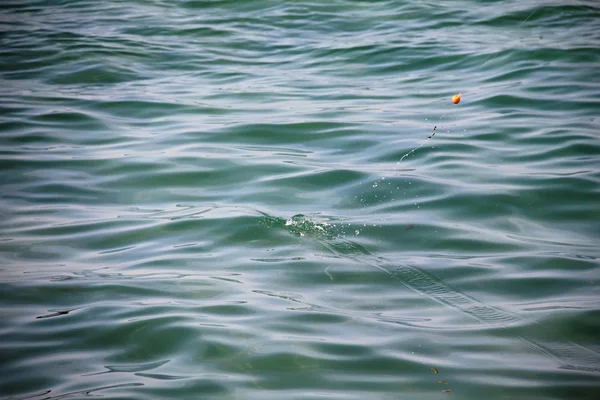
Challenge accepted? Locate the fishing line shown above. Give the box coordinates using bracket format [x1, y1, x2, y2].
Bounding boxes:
[481, 7, 538, 69]
[396, 125, 436, 164]
[354, 4, 539, 217]
[395, 5, 538, 166]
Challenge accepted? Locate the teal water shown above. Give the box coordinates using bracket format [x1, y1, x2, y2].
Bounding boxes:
[1, 1, 599, 399]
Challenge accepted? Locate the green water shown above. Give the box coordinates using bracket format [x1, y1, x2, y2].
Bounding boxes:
[1, 1, 599, 399]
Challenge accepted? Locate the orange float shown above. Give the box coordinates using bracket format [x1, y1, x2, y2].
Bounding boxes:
[452, 93, 461, 104]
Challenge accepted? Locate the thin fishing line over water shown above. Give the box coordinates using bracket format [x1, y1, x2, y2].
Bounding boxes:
[355, 4, 540, 213]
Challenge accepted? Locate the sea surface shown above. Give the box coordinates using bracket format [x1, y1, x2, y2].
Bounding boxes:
[1, 1, 599, 399]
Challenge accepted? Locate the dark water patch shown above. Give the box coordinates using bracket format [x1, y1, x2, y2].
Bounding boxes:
[89, 100, 207, 120]
[36, 310, 71, 319]
[48, 63, 142, 85]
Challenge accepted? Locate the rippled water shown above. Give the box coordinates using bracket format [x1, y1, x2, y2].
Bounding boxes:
[1, 1, 599, 399]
